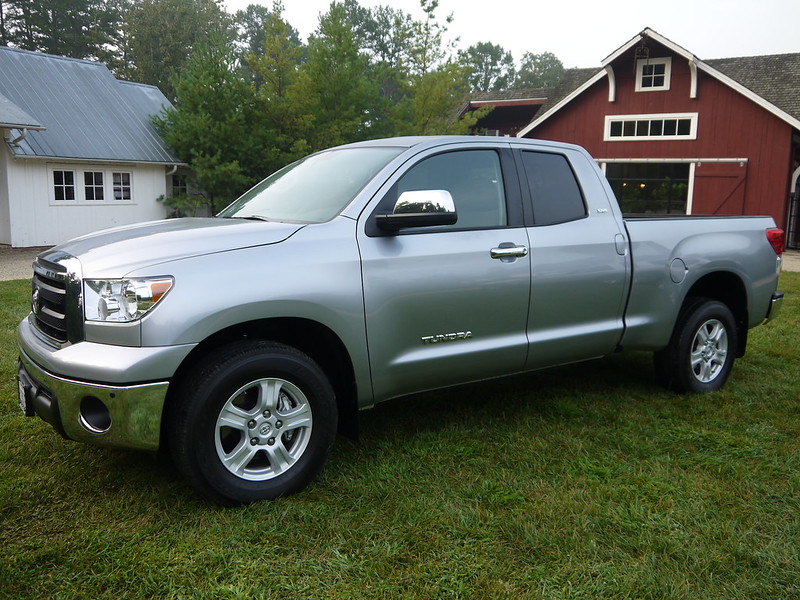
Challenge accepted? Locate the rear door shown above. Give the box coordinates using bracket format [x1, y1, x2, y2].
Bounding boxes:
[357, 145, 531, 402]
[516, 147, 630, 369]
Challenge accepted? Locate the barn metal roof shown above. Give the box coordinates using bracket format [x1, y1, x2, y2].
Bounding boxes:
[0, 46, 181, 164]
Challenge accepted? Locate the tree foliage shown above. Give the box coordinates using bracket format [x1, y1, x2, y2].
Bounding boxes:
[152, 34, 258, 214]
[120, 0, 233, 101]
[0, 0, 119, 60]
[462, 42, 515, 92]
[299, 2, 380, 147]
[235, 0, 303, 78]
[246, 2, 311, 168]
[514, 51, 565, 88]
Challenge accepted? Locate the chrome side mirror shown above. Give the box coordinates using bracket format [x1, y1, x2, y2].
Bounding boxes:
[375, 190, 457, 232]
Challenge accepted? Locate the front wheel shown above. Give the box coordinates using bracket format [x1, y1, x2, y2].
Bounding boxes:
[169, 341, 337, 505]
[654, 298, 738, 393]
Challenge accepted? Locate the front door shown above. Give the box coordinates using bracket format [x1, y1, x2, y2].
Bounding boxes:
[358, 148, 531, 402]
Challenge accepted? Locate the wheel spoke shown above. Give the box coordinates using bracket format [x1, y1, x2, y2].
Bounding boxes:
[280, 402, 313, 431]
[265, 441, 293, 475]
[221, 439, 258, 475]
[257, 379, 283, 412]
[217, 403, 251, 431]
[690, 349, 704, 369]
[699, 359, 714, 381]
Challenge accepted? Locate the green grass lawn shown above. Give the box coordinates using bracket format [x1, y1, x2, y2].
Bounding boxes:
[1, 274, 798, 600]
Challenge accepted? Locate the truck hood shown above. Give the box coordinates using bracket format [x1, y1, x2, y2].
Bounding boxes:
[47, 217, 305, 276]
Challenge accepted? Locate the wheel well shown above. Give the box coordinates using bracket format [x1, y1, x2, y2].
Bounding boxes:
[165, 318, 359, 442]
[683, 271, 748, 357]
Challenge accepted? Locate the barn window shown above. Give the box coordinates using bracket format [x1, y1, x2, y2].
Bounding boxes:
[84, 172, 104, 201]
[605, 163, 690, 214]
[635, 57, 671, 92]
[53, 170, 76, 201]
[605, 113, 697, 141]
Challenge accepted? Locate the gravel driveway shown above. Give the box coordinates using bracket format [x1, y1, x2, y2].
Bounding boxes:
[1, 244, 799, 281]
[0, 246, 48, 281]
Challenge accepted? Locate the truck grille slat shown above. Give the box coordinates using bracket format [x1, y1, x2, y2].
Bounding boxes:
[31, 255, 78, 344]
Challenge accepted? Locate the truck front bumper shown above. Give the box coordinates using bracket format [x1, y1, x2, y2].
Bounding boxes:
[17, 316, 195, 451]
[18, 352, 169, 451]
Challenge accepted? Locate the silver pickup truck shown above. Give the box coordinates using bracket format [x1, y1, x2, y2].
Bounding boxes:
[17, 136, 785, 505]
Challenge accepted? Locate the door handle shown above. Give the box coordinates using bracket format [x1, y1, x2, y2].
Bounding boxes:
[614, 233, 628, 256]
[490, 245, 529, 259]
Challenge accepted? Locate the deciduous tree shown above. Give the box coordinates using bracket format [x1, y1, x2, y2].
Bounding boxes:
[462, 42, 516, 91]
[514, 51, 565, 89]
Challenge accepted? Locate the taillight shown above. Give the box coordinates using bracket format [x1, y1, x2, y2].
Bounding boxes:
[766, 228, 785, 255]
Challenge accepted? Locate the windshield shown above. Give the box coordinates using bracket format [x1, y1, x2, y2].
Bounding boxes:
[218, 146, 405, 223]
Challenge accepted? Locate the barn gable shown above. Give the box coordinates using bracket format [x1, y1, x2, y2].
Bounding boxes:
[520, 28, 800, 137]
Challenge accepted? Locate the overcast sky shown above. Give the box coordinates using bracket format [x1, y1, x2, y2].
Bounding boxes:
[221, 0, 799, 68]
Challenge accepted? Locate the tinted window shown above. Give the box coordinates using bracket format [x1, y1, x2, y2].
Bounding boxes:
[397, 150, 507, 229]
[521, 152, 586, 225]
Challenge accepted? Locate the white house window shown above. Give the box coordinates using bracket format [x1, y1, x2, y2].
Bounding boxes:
[605, 113, 698, 141]
[113, 172, 132, 200]
[172, 173, 188, 197]
[49, 166, 135, 205]
[53, 170, 76, 201]
[84, 171, 104, 201]
[636, 57, 671, 92]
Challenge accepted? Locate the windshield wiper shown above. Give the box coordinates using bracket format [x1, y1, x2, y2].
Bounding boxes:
[229, 215, 271, 222]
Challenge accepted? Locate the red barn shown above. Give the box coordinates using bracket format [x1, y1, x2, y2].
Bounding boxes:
[513, 28, 800, 248]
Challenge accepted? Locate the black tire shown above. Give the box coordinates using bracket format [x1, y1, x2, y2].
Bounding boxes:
[169, 341, 337, 505]
[653, 298, 738, 394]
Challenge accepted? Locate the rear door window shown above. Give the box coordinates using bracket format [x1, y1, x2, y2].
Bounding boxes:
[521, 151, 587, 226]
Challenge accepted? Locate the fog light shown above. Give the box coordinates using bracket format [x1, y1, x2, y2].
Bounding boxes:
[79, 396, 112, 433]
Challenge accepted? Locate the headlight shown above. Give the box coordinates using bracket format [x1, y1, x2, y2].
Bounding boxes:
[84, 277, 173, 322]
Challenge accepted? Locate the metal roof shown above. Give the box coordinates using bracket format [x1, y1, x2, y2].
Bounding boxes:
[0, 46, 181, 164]
[0, 90, 44, 129]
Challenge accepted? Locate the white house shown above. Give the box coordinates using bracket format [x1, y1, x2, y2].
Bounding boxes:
[0, 47, 183, 247]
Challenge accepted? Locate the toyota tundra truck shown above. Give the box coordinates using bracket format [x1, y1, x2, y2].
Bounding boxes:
[17, 136, 786, 505]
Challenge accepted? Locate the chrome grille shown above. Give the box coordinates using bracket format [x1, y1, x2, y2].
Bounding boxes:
[31, 253, 83, 344]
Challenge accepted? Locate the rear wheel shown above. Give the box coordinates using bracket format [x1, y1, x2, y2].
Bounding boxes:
[654, 298, 737, 393]
[169, 341, 337, 505]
